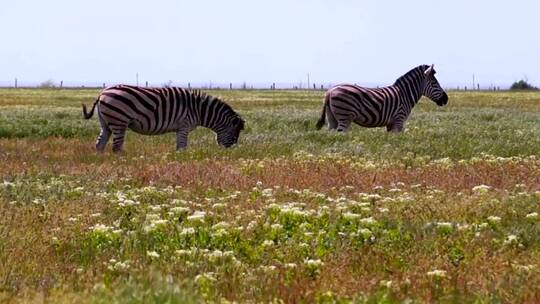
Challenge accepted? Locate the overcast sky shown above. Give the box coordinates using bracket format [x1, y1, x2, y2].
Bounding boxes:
[1, 0, 539, 88]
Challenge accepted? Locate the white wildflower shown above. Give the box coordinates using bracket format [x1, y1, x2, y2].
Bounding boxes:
[212, 203, 226, 210]
[212, 228, 228, 238]
[147, 251, 160, 259]
[358, 228, 372, 239]
[175, 249, 190, 257]
[2, 181, 15, 187]
[270, 223, 283, 230]
[305, 259, 324, 268]
[359, 217, 378, 226]
[284, 263, 297, 269]
[504, 234, 519, 245]
[436, 222, 453, 230]
[379, 280, 393, 288]
[487, 216, 501, 224]
[261, 188, 273, 197]
[146, 214, 161, 221]
[153, 219, 168, 226]
[472, 184, 491, 194]
[170, 206, 190, 214]
[208, 250, 223, 262]
[32, 198, 45, 205]
[513, 264, 536, 272]
[187, 211, 206, 222]
[427, 269, 447, 279]
[343, 212, 361, 220]
[180, 227, 196, 236]
[91, 224, 112, 233]
[262, 240, 274, 247]
[260, 265, 277, 273]
[149, 205, 162, 212]
[195, 272, 216, 284]
[525, 212, 538, 220]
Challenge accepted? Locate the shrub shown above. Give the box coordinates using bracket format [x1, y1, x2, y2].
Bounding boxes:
[39, 79, 56, 88]
[510, 80, 537, 90]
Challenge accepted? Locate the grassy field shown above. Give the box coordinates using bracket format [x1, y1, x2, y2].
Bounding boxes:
[0, 88, 539, 303]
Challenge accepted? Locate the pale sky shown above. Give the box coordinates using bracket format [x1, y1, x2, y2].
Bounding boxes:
[1, 0, 539, 88]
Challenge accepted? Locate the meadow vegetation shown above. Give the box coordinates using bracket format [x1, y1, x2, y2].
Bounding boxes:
[0, 88, 539, 303]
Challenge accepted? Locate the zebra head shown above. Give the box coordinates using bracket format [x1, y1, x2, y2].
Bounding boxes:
[216, 115, 245, 148]
[422, 65, 448, 106]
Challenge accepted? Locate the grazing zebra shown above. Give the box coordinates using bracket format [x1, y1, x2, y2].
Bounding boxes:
[82, 85, 244, 152]
[316, 64, 448, 132]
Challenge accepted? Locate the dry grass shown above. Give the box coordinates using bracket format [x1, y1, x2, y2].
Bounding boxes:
[0, 89, 539, 303]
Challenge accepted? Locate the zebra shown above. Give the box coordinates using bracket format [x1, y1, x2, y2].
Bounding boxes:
[82, 85, 244, 152]
[316, 64, 448, 132]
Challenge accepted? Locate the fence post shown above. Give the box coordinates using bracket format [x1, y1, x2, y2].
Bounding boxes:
[146, 81, 148, 88]
[230, 83, 232, 90]
[188, 82, 191, 89]
[60, 80, 63, 88]
[14, 78, 17, 88]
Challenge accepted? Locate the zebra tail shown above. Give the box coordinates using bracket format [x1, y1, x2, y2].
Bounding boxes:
[82, 98, 99, 119]
[315, 94, 328, 130]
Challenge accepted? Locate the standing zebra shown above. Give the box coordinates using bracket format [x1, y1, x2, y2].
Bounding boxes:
[82, 85, 244, 152]
[316, 65, 448, 132]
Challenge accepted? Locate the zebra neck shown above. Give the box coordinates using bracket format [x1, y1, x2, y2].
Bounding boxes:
[395, 80, 423, 107]
[198, 100, 232, 132]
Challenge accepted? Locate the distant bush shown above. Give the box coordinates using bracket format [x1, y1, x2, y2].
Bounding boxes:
[510, 80, 537, 90]
[39, 79, 57, 88]
[162, 80, 173, 88]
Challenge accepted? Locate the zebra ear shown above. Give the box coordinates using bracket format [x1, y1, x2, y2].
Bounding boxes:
[233, 116, 245, 130]
[237, 117, 245, 130]
[424, 64, 435, 76]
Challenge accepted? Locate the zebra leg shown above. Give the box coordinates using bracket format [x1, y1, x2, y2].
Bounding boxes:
[95, 128, 111, 152]
[95, 115, 111, 152]
[111, 127, 128, 153]
[176, 129, 189, 150]
[326, 105, 338, 130]
[386, 122, 404, 133]
[336, 119, 352, 132]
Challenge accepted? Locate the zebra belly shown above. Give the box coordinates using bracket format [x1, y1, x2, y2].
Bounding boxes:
[128, 120, 176, 135]
[353, 117, 388, 128]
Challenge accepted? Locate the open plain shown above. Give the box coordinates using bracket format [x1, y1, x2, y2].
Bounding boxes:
[0, 88, 539, 303]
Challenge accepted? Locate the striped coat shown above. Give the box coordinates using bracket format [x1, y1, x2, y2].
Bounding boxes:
[316, 65, 448, 132]
[83, 85, 244, 152]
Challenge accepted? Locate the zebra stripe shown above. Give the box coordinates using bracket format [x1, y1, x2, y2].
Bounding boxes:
[316, 64, 448, 132]
[82, 85, 244, 152]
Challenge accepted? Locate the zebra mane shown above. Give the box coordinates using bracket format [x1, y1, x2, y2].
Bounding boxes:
[393, 65, 430, 85]
[190, 89, 244, 126]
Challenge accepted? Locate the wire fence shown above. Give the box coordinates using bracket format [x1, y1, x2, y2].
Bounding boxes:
[0, 79, 510, 91]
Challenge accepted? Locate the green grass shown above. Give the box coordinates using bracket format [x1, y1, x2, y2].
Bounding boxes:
[0, 89, 538, 159]
[0, 88, 539, 303]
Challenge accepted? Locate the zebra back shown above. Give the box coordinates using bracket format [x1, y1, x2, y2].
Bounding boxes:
[317, 65, 448, 132]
